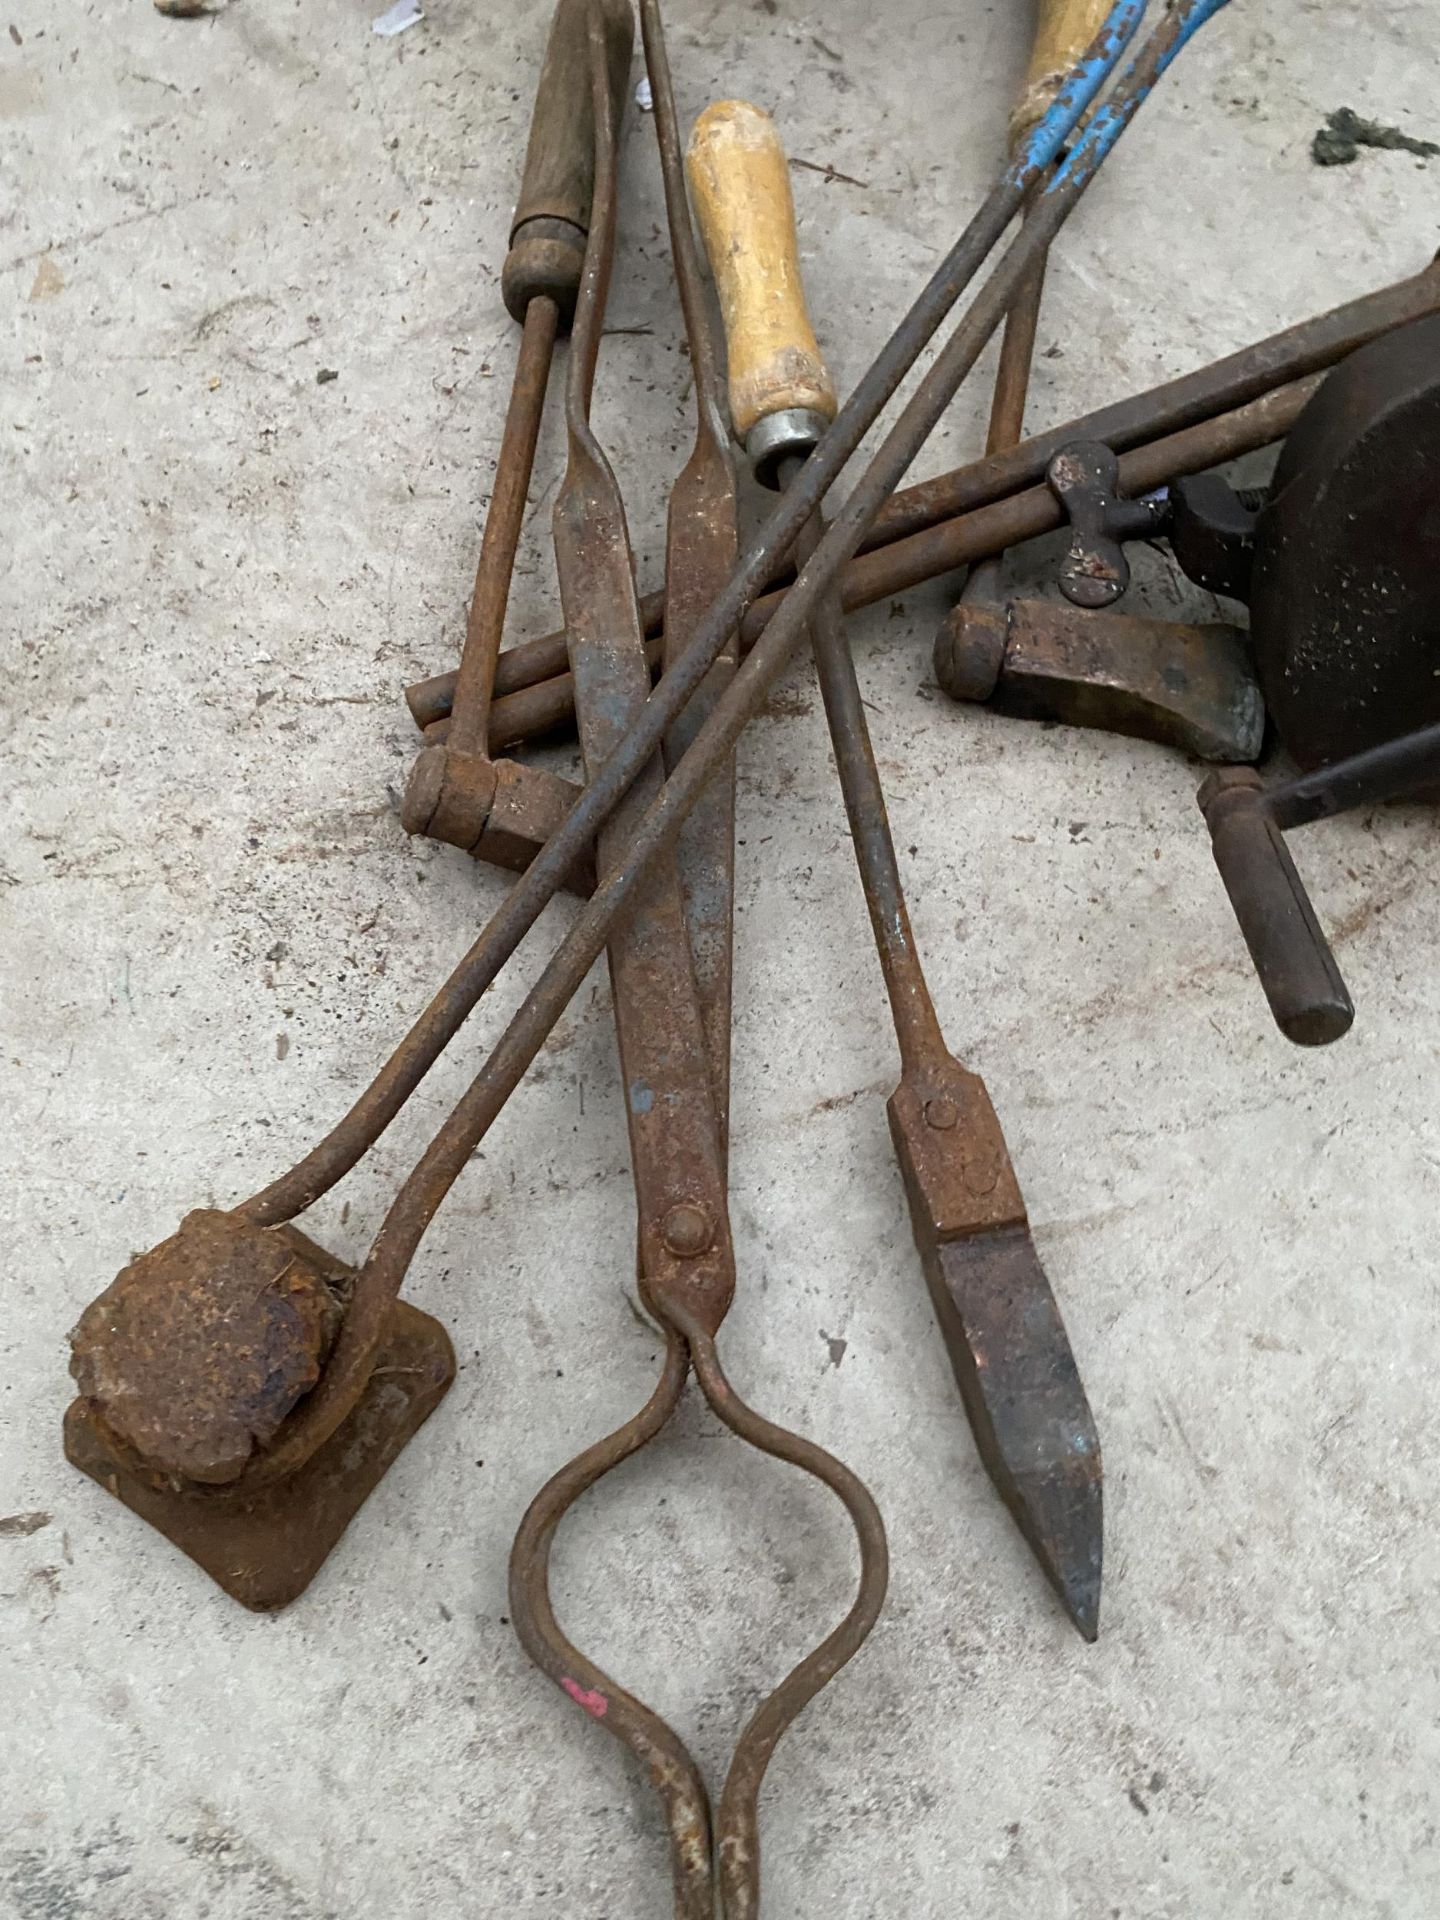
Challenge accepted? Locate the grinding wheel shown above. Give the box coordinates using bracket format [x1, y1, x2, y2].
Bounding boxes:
[1250, 312, 1440, 769]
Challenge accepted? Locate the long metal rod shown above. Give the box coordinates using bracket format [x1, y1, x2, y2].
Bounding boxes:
[445, 295, 559, 755]
[779, 463, 946, 1071]
[402, 258, 1440, 729]
[237, 0, 1147, 1249]
[648, 0, 741, 1128]
[1269, 721, 1440, 830]
[228, 2, 1222, 1492]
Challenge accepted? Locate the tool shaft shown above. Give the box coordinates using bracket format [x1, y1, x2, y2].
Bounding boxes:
[647, 7, 740, 1133]
[555, 4, 735, 1333]
[446, 294, 559, 755]
[1271, 720, 1440, 829]
[1198, 723, 1440, 1046]
[777, 475, 947, 1070]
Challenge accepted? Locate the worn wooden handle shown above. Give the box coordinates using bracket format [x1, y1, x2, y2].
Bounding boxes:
[502, 0, 634, 322]
[686, 99, 836, 440]
[1010, 0, 1114, 146]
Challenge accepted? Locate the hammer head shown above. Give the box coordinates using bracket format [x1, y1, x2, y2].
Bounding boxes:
[935, 591, 1264, 765]
[402, 742, 594, 894]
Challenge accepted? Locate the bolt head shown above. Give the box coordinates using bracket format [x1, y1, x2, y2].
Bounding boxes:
[924, 1095, 960, 1132]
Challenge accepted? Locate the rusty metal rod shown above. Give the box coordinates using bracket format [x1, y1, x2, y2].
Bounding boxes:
[403, 257, 1440, 730]
[424, 373, 1319, 753]
[1198, 720, 1440, 1046]
[230, 2, 1221, 1491]
[444, 0, 633, 754]
[445, 297, 558, 755]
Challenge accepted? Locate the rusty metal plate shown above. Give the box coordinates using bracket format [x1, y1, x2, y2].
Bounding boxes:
[65, 1300, 454, 1610]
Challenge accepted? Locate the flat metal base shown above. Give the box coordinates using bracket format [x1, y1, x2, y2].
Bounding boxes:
[64, 1302, 455, 1611]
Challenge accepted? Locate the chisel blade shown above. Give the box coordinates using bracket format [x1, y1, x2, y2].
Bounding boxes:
[928, 1223, 1103, 1640]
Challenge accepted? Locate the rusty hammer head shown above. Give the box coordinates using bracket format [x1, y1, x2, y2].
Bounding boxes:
[933, 571, 1264, 764]
[401, 742, 594, 894]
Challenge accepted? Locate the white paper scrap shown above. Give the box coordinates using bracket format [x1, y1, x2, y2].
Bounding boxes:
[373, 0, 424, 37]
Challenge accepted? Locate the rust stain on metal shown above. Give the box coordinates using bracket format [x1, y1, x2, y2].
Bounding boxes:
[69, 1210, 346, 1487]
[66, 1298, 453, 1610]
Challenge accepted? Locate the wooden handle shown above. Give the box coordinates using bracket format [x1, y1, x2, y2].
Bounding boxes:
[686, 99, 836, 440]
[1010, 0, 1114, 146]
[502, 0, 634, 323]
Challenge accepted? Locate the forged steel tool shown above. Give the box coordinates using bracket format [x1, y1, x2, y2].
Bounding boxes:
[943, 432, 1264, 762]
[398, 258, 1440, 743]
[65, 1, 1221, 1605]
[1199, 723, 1440, 1048]
[510, 10, 883, 1913]
[402, 0, 631, 880]
[689, 97, 1101, 1637]
[959, 306, 1440, 769]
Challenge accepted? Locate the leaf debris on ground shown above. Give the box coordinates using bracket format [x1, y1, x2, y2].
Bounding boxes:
[1312, 106, 1440, 166]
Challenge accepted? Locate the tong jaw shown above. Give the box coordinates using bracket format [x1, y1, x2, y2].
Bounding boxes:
[65, 1209, 454, 1609]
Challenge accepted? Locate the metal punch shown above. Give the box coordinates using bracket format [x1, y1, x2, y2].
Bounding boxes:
[508, 9, 885, 1913]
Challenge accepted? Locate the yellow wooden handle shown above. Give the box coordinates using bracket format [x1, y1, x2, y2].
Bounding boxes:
[686, 99, 836, 441]
[1010, 0, 1114, 147]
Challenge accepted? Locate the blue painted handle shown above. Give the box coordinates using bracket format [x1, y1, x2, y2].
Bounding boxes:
[1047, 0, 1233, 189]
[1010, 0, 1148, 182]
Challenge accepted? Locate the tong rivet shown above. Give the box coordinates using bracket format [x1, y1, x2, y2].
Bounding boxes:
[924, 1096, 960, 1132]
[662, 1202, 714, 1257]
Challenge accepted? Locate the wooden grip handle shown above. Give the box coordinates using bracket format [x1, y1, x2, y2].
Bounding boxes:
[1010, 0, 1114, 146]
[686, 99, 836, 440]
[502, 0, 634, 322]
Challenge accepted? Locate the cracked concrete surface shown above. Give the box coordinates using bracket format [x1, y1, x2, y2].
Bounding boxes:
[5, 1, 1440, 1914]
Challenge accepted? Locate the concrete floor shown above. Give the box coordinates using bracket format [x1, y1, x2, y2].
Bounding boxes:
[6, 1, 1440, 1913]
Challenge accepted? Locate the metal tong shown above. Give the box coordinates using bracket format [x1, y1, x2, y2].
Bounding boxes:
[510, 9, 884, 1915]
